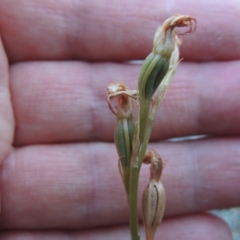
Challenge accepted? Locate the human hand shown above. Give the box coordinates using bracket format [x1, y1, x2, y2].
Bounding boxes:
[0, 0, 239, 239]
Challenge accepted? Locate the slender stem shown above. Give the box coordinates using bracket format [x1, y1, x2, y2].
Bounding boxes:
[139, 99, 151, 143]
[129, 166, 141, 240]
[139, 116, 154, 165]
[128, 66, 174, 239]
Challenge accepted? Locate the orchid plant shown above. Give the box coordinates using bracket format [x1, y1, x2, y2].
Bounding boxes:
[106, 14, 196, 240]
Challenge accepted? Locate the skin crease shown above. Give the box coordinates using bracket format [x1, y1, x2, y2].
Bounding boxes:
[0, 0, 239, 239]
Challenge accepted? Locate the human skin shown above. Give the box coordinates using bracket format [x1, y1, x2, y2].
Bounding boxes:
[0, 0, 239, 239]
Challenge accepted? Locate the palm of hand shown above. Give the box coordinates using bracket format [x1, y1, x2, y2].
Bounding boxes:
[0, 1, 239, 239]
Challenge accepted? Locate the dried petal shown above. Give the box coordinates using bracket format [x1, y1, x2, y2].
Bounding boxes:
[143, 148, 163, 182]
[107, 82, 136, 119]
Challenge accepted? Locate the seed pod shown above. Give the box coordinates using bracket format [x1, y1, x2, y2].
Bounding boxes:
[138, 19, 176, 103]
[138, 15, 196, 143]
[138, 52, 171, 102]
[138, 33, 173, 142]
[106, 82, 135, 170]
[115, 118, 135, 168]
[106, 82, 136, 195]
[142, 149, 165, 240]
[142, 180, 165, 240]
[139, 14, 196, 99]
[114, 118, 134, 195]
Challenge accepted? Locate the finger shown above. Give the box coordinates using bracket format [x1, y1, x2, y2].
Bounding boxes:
[0, 37, 14, 163]
[1, 138, 239, 228]
[0, 0, 239, 62]
[0, 214, 232, 240]
[10, 60, 240, 145]
[0, 34, 14, 216]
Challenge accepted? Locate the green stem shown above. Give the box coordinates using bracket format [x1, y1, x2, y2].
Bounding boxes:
[139, 99, 151, 143]
[127, 98, 154, 240]
[140, 118, 154, 160]
[123, 168, 130, 197]
[129, 166, 141, 240]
